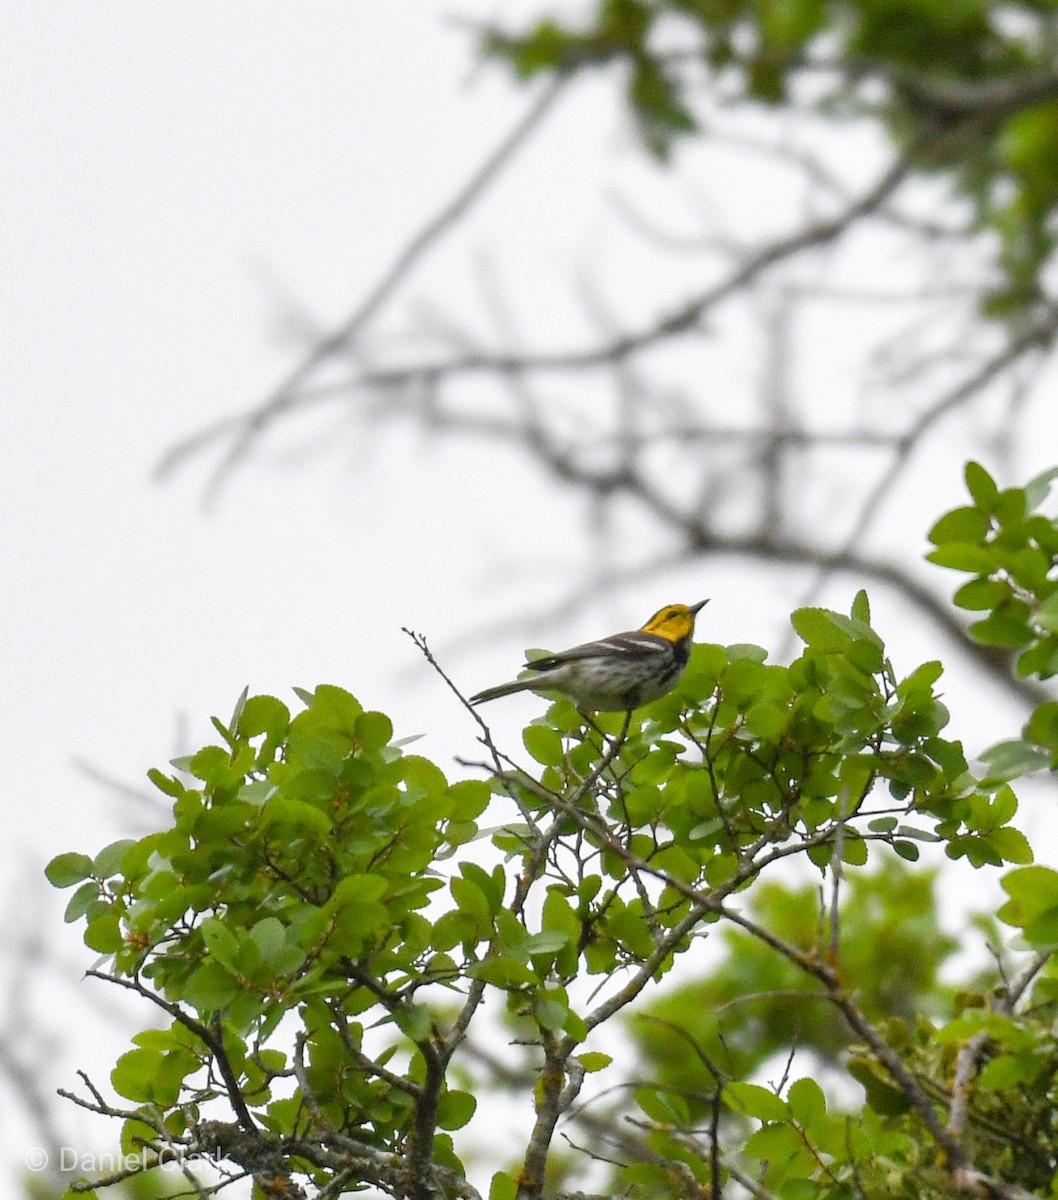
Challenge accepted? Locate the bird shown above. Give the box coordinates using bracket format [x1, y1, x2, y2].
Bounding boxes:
[469, 600, 708, 713]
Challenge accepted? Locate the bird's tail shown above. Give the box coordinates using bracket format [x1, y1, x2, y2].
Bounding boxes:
[469, 676, 539, 706]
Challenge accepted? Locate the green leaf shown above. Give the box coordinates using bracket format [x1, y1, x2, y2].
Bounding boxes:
[451, 875, 492, 924]
[725, 642, 769, 663]
[896, 659, 943, 700]
[356, 710, 393, 750]
[577, 1051, 613, 1072]
[994, 487, 1027, 526]
[489, 1172, 519, 1200]
[995, 545, 1049, 592]
[85, 913, 123, 954]
[990, 826, 1033, 865]
[227, 685, 249, 733]
[1016, 635, 1058, 680]
[261, 796, 333, 838]
[332, 873, 389, 907]
[92, 840, 136, 879]
[1024, 465, 1058, 509]
[850, 589, 871, 623]
[968, 610, 1033, 647]
[926, 544, 995, 572]
[1033, 592, 1058, 634]
[201, 917, 240, 972]
[184, 961, 239, 1011]
[534, 997, 568, 1031]
[965, 461, 999, 509]
[787, 1077, 827, 1125]
[978, 739, 1049, 783]
[1024, 906, 1058, 945]
[743, 1120, 803, 1161]
[45, 852, 94, 888]
[542, 887, 580, 946]
[304, 684, 363, 727]
[979, 1053, 1039, 1090]
[187, 745, 233, 784]
[64, 880, 102, 923]
[998, 865, 1058, 930]
[395, 1003, 433, 1042]
[467, 956, 538, 988]
[744, 700, 789, 740]
[705, 853, 739, 886]
[401, 754, 448, 795]
[248, 917, 287, 966]
[461, 861, 505, 913]
[523, 724, 565, 767]
[237, 693, 291, 739]
[635, 1086, 691, 1125]
[446, 778, 492, 820]
[521, 930, 570, 956]
[847, 1057, 912, 1115]
[791, 607, 851, 651]
[953, 578, 1010, 611]
[725, 1081, 789, 1121]
[147, 767, 188, 798]
[436, 1089, 477, 1131]
[928, 506, 990, 544]
[111, 1048, 165, 1103]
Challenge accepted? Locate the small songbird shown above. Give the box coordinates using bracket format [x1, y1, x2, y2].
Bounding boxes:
[470, 601, 708, 713]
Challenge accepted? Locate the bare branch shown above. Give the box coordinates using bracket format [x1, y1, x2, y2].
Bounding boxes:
[157, 75, 568, 499]
[328, 137, 925, 391]
[85, 970, 258, 1134]
[837, 300, 1058, 558]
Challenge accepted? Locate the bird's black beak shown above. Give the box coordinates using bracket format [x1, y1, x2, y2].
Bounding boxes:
[690, 599, 709, 615]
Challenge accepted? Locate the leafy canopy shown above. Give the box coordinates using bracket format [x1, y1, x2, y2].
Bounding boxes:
[46, 463, 1058, 1200]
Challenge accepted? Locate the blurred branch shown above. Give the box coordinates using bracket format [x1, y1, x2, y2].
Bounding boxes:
[816, 300, 1058, 600]
[157, 73, 569, 500]
[0, 874, 68, 1155]
[161, 131, 921, 478]
[346, 136, 923, 387]
[156, 54, 1058, 721]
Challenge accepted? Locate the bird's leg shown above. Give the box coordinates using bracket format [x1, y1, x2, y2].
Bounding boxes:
[578, 710, 606, 753]
[610, 710, 634, 828]
[598, 710, 633, 754]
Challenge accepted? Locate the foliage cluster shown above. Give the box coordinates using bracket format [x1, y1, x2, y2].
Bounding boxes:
[42, 465, 1058, 1200]
[484, 0, 1058, 316]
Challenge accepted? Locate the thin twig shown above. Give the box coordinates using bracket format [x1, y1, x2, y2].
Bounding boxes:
[85, 970, 257, 1134]
[158, 75, 568, 500]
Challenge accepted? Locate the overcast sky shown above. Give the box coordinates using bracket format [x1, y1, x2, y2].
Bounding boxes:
[2, 0, 777, 882]
[5, 3, 1054, 1191]
[5, 3, 734, 1181]
[4, 1, 555, 851]
[2, 1, 581, 1177]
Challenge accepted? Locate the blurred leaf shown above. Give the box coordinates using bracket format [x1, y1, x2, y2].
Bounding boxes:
[45, 852, 94, 888]
[965, 461, 999, 510]
[725, 1081, 789, 1121]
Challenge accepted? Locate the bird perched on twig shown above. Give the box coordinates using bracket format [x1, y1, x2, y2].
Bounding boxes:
[470, 600, 708, 713]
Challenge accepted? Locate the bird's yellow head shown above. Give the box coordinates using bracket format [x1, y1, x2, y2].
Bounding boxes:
[640, 599, 709, 642]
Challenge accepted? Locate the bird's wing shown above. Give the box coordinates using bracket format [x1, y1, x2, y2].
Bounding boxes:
[526, 631, 667, 672]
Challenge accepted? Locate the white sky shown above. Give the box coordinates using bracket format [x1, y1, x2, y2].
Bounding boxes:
[3, 4, 700, 1184]
[3, 2, 1055, 1193]
[4, 2, 546, 843]
[1, 1, 569, 1178]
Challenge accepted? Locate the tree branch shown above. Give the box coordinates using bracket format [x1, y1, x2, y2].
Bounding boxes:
[157, 75, 568, 500]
